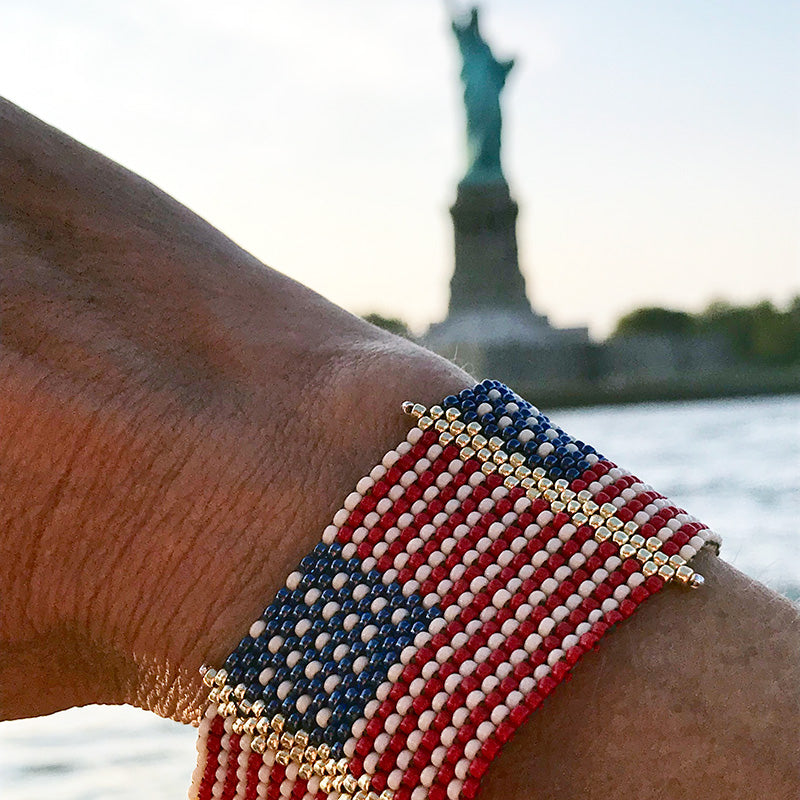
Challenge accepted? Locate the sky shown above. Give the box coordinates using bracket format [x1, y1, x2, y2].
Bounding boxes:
[2, 0, 798, 337]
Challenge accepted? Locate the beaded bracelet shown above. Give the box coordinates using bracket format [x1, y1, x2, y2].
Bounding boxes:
[190, 380, 720, 800]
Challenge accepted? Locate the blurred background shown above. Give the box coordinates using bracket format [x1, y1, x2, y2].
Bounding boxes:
[1, 1, 798, 798]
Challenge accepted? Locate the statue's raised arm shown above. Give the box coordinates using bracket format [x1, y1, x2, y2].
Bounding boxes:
[451, 7, 515, 185]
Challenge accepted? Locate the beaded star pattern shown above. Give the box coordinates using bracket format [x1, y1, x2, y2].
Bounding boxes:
[191, 381, 719, 800]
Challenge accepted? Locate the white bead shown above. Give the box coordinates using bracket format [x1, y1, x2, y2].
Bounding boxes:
[407, 428, 422, 445]
[267, 636, 284, 654]
[332, 508, 350, 527]
[492, 588, 512, 608]
[382, 449, 400, 468]
[249, 619, 267, 639]
[524, 632, 542, 652]
[538, 617, 555, 636]
[547, 648, 564, 667]
[277, 680, 293, 700]
[533, 664, 550, 680]
[285, 571, 303, 591]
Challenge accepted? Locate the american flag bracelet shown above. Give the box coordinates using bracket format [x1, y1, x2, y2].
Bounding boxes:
[190, 380, 720, 800]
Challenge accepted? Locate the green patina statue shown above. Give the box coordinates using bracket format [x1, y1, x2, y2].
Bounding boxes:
[451, 6, 515, 185]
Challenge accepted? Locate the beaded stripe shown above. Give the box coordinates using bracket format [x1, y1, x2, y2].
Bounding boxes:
[191, 381, 718, 800]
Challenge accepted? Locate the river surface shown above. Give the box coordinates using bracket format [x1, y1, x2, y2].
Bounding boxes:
[3, 395, 798, 800]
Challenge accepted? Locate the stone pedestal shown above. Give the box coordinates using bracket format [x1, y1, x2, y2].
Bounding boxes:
[448, 181, 530, 315]
[423, 180, 591, 394]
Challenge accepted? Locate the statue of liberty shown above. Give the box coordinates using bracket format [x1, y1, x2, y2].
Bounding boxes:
[451, 6, 515, 185]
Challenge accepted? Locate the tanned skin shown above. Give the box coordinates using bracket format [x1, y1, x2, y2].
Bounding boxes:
[1, 98, 797, 799]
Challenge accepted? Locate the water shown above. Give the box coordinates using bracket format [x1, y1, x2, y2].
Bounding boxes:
[2, 395, 798, 800]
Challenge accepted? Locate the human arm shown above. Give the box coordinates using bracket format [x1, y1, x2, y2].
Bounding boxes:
[1, 97, 797, 798]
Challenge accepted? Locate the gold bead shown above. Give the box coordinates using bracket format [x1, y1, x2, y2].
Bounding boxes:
[537, 477, 554, 491]
[401, 401, 415, 415]
[290, 746, 305, 762]
[612, 530, 628, 546]
[497, 460, 513, 476]
[418, 415, 434, 430]
[504, 476, 520, 490]
[583, 500, 599, 515]
[623, 520, 639, 535]
[455, 432, 470, 447]
[450, 419, 466, 435]
[599, 502, 616, 518]
[256, 717, 271, 735]
[202, 668, 217, 688]
[294, 730, 309, 748]
[515, 465, 531, 479]
[238, 698, 252, 715]
[481, 461, 497, 474]
[668, 554, 686, 569]
[542, 488, 559, 503]
[477, 447, 492, 462]
[459, 446, 476, 460]
[280, 732, 294, 749]
[577, 489, 593, 502]
[645, 536, 662, 552]
[551, 500, 566, 513]
[232, 718, 245, 734]
[445, 407, 461, 422]
[567, 499, 582, 514]
[488, 436, 504, 451]
[652, 550, 668, 567]
[429, 405, 444, 419]
[358, 774, 372, 791]
[317, 743, 331, 761]
[243, 718, 258, 736]
[313, 760, 327, 776]
[594, 526, 612, 543]
[554, 478, 569, 492]
[629, 534, 646, 549]
[251, 699, 266, 717]
[219, 685, 233, 701]
[690, 572, 705, 588]
[270, 714, 285, 732]
[233, 683, 247, 701]
[380, 790, 395, 800]
[344, 775, 359, 793]
[411, 403, 426, 418]
[208, 687, 220, 704]
[657, 564, 676, 581]
[466, 421, 482, 436]
[472, 434, 488, 449]
[620, 543, 637, 560]
[572, 512, 588, 526]
[560, 489, 576, 502]
[520, 476, 536, 489]
[439, 430, 454, 446]
[276, 750, 291, 766]
[532, 467, 547, 480]
[434, 418, 449, 433]
[298, 763, 314, 780]
[642, 560, 658, 577]
[250, 736, 267, 754]
[509, 452, 525, 468]
[305, 746, 317, 763]
[675, 564, 693, 583]
[492, 450, 508, 464]
[214, 668, 228, 687]
[266, 731, 280, 750]
[589, 514, 605, 529]
[606, 516, 623, 532]
[637, 548, 651, 563]
[320, 776, 335, 793]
